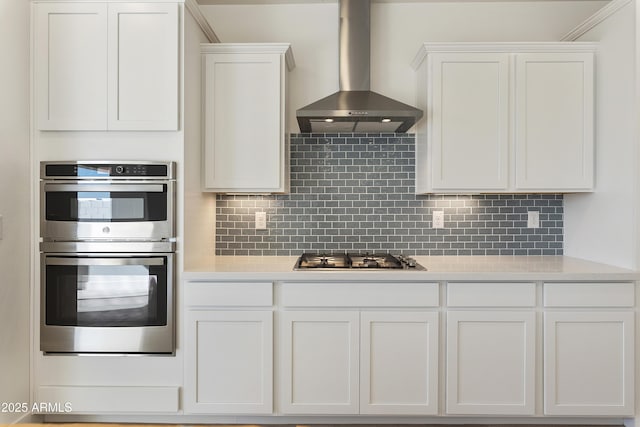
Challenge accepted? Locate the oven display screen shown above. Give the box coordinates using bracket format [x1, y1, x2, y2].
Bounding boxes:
[77, 166, 111, 177]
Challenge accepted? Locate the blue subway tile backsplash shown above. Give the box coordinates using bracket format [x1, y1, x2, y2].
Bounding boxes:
[215, 133, 563, 256]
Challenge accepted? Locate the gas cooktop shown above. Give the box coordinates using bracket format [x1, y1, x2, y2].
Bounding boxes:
[294, 253, 426, 270]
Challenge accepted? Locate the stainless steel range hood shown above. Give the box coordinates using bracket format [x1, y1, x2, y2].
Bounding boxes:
[296, 0, 423, 133]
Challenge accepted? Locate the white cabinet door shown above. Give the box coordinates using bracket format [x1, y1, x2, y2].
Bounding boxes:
[429, 53, 509, 191]
[35, 2, 179, 131]
[107, 3, 179, 130]
[544, 311, 634, 416]
[202, 45, 292, 193]
[414, 43, 595, 194]
[360, 311, 439, 415]
[280, 311, 359, 414]
[446, 311, 535, 415]
[515, 53, 594, 191]
[35, 3, 108, 130]
[185, 310, 273, 414]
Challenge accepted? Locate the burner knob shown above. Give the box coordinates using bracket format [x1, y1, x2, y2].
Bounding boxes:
[365, 259, 378, 268]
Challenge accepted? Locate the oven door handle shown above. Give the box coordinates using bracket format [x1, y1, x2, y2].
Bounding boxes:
[43, 184, 166, 193]
[45, 257, 166, 266]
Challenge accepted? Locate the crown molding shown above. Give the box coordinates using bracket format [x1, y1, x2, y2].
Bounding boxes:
[411, 42, 598, 69]
[201, 43, 295, 70]
[185, 0, 220, 43]
[561, 0, 632, 41]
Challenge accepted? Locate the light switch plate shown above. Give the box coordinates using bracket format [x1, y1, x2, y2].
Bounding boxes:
[527, 211, 540, 228]
[255, 211, 267, 230]
[432, 210, 444, 229]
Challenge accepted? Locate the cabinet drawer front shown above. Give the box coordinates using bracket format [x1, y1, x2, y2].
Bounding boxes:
[281, 282, 439, 307]
[185, 282, 273, 307]
[38, 385, 178, 413]
[544, 282, 634, 307]
[447, 282, 536, 307]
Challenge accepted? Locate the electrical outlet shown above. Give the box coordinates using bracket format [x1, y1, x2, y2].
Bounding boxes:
[527, 211, 540, 228]
[255, 211, 267, 230]
[432, 210, 444, 229]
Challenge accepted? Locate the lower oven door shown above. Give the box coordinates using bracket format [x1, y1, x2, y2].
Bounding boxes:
[41, 253, 174, 354]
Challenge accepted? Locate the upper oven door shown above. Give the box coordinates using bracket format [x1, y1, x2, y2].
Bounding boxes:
[41, 181, 175, 241]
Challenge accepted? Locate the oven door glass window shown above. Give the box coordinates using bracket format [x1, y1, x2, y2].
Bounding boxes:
[44, 185, 168, 222]
[44, 257, 168, 327]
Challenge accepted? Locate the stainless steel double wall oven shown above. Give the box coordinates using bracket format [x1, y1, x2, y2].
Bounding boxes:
[40, 161, 176, 354]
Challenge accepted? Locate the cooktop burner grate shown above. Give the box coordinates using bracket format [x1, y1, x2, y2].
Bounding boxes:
[294, 252, 425, 270]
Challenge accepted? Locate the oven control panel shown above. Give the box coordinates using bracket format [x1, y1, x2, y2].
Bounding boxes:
[41, 161, 175, 180]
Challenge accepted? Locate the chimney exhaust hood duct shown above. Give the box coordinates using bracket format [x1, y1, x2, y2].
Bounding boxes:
[296, 0, 423, 133]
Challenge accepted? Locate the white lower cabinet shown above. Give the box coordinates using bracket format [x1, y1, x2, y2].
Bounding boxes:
[280, 310, 359, 414]
[543, 282, 635, 416]
[360, 311, 439, 415]
[280, 309, 439, 415]
[184, 282, 273, 414]
[446, 311, 536, 415]
[278, 281, 440, 416]
[180, 280, 636, 419]
[445, 282, 536, 415]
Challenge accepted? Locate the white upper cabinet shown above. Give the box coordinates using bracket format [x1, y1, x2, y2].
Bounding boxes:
[412, 43, 596, 194]
[201, 44, 294, 193]
[107, 3, 179, 130]
[427, 53, 509, 191]
[514, 53, 594, 191]
[34, 2, 179, 131]
[35, 3, 108, 130]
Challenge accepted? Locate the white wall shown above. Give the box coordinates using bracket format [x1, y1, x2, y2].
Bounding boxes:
[0, 0, 32, 422]
[184, 8, 216, 270]
[564, 0, 636, 268]
[201, 1, 607, 133]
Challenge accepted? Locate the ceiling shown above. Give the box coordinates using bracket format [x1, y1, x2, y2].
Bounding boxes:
[197, 0, 608, 4]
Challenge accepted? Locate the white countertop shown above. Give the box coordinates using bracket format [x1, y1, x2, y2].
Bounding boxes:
[183, 255, 638, 282]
